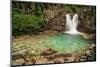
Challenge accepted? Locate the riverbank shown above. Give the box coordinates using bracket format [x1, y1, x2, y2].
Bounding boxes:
[12, 33, 96, 66]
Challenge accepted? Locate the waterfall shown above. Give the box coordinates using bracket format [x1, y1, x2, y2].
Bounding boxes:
[64, 14, 80, 34]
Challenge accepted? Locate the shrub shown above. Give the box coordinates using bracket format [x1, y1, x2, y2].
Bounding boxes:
[12, 14, 46, 36]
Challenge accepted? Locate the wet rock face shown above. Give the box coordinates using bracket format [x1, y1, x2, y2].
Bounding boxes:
[77, 7, 96, 34]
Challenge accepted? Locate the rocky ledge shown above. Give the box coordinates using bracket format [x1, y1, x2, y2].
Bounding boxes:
[12, 43, 96, 66]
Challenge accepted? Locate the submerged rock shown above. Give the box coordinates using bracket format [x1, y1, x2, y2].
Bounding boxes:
[41, 48, 57, 55]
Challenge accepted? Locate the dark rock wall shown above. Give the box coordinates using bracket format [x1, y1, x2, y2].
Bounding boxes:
[78, 6, 96, 34]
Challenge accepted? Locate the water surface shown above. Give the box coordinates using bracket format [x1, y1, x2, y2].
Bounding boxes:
[13, 33, 90, 55]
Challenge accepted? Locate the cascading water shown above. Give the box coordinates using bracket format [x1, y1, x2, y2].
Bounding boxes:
[64, 14, 80, 34]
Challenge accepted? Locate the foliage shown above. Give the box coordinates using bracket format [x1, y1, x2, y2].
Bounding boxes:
[12, 1, 96, 35]
[12, 14, 46, 35]
[12, 2, 46, 36]
[63, 5, 81, 13]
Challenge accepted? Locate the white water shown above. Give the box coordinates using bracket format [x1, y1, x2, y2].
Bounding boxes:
[64, 14, 80, 34]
